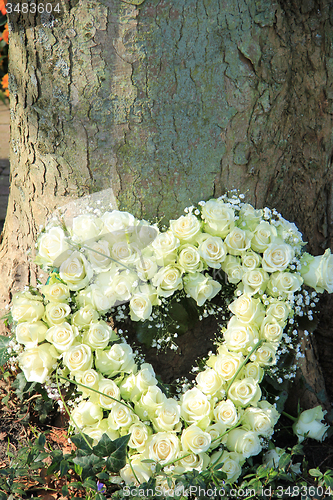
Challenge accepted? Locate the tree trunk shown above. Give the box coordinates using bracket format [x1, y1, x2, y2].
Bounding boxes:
[1, 0, 332, 406]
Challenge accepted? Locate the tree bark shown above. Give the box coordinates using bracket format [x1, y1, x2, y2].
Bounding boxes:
[1, 0, 332, 405]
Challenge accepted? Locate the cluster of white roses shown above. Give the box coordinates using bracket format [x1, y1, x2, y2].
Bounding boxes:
[9, 195, 333, 486]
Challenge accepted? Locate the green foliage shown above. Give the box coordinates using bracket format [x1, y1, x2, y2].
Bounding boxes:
[0, 335, 11, 366]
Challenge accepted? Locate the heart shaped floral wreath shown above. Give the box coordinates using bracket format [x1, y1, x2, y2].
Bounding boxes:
[7, 192, 333, 489]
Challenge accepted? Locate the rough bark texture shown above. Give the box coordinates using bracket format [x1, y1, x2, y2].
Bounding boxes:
[0, 0, 332, 406]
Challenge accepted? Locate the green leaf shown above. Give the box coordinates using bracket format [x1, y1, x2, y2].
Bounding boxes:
[0, 492, 7, 500]
[278, 452, 291, 469]
[71, 433, 94, 454]
[0, 335, 11, 366]
[72, 454, 105, 480]
[309, 468, 323, 478]
[135, 320, 156, 347]
[105, 434, 130, 473]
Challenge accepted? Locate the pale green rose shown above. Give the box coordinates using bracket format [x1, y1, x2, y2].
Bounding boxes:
[71, 214, 103, 243]
[210, 450, 243, 483]
[238, 204, 263, 231]
[173, 451, 209, 474]
[152, 398, 181, 432]
[250, 221, 277, 253]
[18, 343, 58, 383]
[225, 227, 252, 256]
[70, 400, 103, 428]
[71, 305, 100, 329]
[241, 250, 262, 270]
[11, 292, 45, 323]
[82, 419, 119, 446]
[241, 269, 269, 296]
[228, 377, 261, 407]
[300, 249, 333, 293]
[197, 234, 226, 269]
[265, 300, 291, 322]
[120, 454, 152, 485]
[242, 402, 279, 437]
[151, 230, 180, 266]
[75, 369, 101, 399]
[145, 432, 180, 465]
[293, 406, 329, 443]
[45, 322, 79, 353]
[63, 343, 93, 373]
[85, 238, 113, 271]
[59, 251, 92, 291]
[251, 342, 277, 366]
[207, 345, 244, 381]
[135, 386, 167, 420]
[221, 255, 244, 284]
[262, 243, 294, 273]
[228, 294, 265, 326]
[95, 343, 136, 376]
[152, 264, 183, 297]
[224, 316, 258, 354]
[195, 368, 224, 396]
[201, 199, 235, 238]
[240, 362, 264, 383]
[181, 424, 211, 454]
[82, 320, 115, 350]
[226, 428, 262, 458]
[36, 226, 70, 267]
[15, 321, 48, 348]
[44, 302, 71, 326]
[183, 272, 221, 306]
[170, 214, 201, 243]
[267, 271, 303, 297]
[41, 280, 70, 303]
[108, 402, 137, 430]
[177, 244, 203, 273]
[213, 399, 239, 428]
[128, 422, 152, 452]
[180, 387, 211, 426]
[260, 315, 285, 343]
[98, 378, 121, 409]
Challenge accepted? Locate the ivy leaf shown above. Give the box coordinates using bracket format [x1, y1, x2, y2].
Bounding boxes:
[71, 433, 94, 454]
[105, 434, 130, 473]
[93, 432, 127, 458]
[0, 335, 11, 366]
[72, 454, 105, 480]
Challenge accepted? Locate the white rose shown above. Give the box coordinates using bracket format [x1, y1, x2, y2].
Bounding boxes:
[241, 251, 261, 270]
[135, 386, 167, 420]
[120, 455, 152, 485]
[293, 406, 329, 443]
[152, 399, 181, 432]
[111, 272, 138, 303]
[181, 424, 211, 454]
[46, 322, 79, 353]
[82, 419, 119, 446]
[242, 404, 279, 437]
[151, 230, 180, 266]
[63, 343, 93, 373]
[45, 302, 71, 326]
[267, 272, 303, 297]
[195, 368, 224, 396]
[201, 199, 235, 238]
[206, 422, 227, 448]
[86, 239, 113, 271]
[146, 432, 180, 464]
[108, 402, 137, 430]
[238, 204, 263, 231]
[75, 369, 101, 399]
[183, 272, 221, 306]
[41, 281, 70, 302]
[135, 255, 158, 281]
[36, 226, 70, 267]
[72, 214, 103, 242]
[18, 343, 58, 383]
[260, 315, 284, 343]
[178, 244, 203, 273]
[11, 292, 45, 323]
[128, 221, 159, 249]
[95, 343, 136, 376]
[252, 342, 277, 366]
[98, 378, 121, 409]
[240, 362, 264, 383]
[174, 451, 209, 473]
[111, 240, 140, 266]
[128, 422, 151, 452]
[262, 243, 294, 273]
[197, 234, 226, 269]
[181, 387, 211, 425]
[225, 227, 252, 256]
[71, 400, 103, 428]
[170, 214, 201, 243]
[207, 346, 244, 381]
[228, 377, 261, 407]
[300, 249, 333, 293]
[135, 364, 157, 393]
[226, 428, 262, 458]
[129, 293, 153, 321]
[213, 399, 239, 427]
[275, 216, 305, 250]
[71, 305, 100, 329]
[210, 450, 242, 483]
[224, 317, 258, 354]
[59, 251, 92, 291]
[221, 255, 244, 284]
[76, 284, 115, 314]
[250, 221, 277, 253]
[82, 321, 115, 350]
[228, 295, 265, 326]
[265, 300, 291, 322]
[241, 269, 269, 296]
[101, 210, 136, 243]
[152, 265, 183, 297]
[15, 321, 48, 348]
